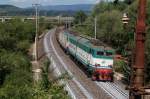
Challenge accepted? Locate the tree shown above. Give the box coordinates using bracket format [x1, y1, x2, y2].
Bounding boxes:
[113, 0, 119, 5]
[0, 19, 34, 98]
[124, 0, 135, 5]
[74, 10, 87, 25]
[32, 59, 70, 99]
[0, 18, 69, 99]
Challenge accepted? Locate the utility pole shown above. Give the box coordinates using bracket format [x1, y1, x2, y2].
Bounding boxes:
[65, 18, 68, 29]
[129, 0, 148, 99]
[65, 20, 67, 29]
[33, 4, 40, 61]
[94, 17, 97, 39]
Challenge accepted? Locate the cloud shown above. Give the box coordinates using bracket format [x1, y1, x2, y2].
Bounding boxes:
[95, 0, 101, 3]
[11, 0, 28, 3]
[10, 0, 47, 4]
[8, 0, 98, 7]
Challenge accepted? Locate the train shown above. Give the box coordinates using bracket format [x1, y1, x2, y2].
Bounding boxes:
[57, 29, 115, 82]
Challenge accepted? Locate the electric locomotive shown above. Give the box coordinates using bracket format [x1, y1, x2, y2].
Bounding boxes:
[57, 30, 115, 81]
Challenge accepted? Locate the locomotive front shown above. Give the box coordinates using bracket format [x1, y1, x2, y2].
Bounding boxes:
[90, 47, 114, 82]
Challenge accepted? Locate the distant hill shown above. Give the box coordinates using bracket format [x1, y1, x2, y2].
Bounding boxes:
[0, 5, 22, 11]
[0, 5, 23, 15]
[40, 4, 94, 11]
[0, 4, 93, 16]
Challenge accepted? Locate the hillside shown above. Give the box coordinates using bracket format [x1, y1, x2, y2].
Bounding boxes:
[0, 4, 93, 16]
[40, 4, 94, 11]
[0, 5, 22, 11]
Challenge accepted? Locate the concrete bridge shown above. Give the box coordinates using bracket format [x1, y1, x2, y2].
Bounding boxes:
[0, 16, 74, 23]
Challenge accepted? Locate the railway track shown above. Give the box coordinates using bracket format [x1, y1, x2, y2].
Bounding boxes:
[44, 29, 91, 99]
[43, 28, 129, 99]
[96, 82, 129, 99]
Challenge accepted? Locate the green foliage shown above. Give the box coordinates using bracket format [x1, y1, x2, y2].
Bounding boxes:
[114, 60, 131, 83]
[92, 1, 127, 17]
[16, 40, 30, 53]
[0, 19, 35, 52]
[32, 59, 70, 99]
[92, 1, 108, 16]
[74, 10, 87, 25]
[40, 59, 51, 90]
[124, 0, 135, 5]
[0, 18, 69, 98]
[114, 60, 126, 73]
[0, 51, 31, 71]
[0, 19, 70, 98]
[0, 52, 32, 99]
[96, 10, 123, 42]
[0, 69, 33, 99]
[39, 18, 54, 35]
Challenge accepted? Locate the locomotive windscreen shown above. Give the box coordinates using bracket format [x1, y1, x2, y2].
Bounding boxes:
[97, 51, 104, 56]
[106, 52, 113, 56]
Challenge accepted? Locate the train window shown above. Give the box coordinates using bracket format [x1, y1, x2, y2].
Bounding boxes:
[106, 52, 112, 56]
[97, 51, 104, 56]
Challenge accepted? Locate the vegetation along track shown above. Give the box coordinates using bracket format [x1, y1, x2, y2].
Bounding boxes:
[44, 28, 129, 99]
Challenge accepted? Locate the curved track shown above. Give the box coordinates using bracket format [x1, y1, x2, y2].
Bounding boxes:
[43, 29, 129, 99]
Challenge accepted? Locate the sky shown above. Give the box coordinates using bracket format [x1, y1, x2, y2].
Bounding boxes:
[0, 0, 100, 8]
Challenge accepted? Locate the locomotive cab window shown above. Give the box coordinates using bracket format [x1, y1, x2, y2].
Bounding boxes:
[106, 52, 112, 56]
[97, 51, 104, 56]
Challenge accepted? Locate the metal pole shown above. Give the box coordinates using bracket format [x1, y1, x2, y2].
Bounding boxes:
[94, 17, 97, 39]
[33, 4, 40, 61]
[68, 17, 71, 29]
[130, 0, 146, 98]
[58, 16, 61, 24]
[66, 20, 68, 29]
[37, 6, 40, 35]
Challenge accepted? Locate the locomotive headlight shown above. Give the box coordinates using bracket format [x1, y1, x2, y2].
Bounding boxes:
[95, 64, 101, 67]
[108, 65, 113, 68]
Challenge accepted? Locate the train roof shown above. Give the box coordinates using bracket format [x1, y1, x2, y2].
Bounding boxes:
[64, 30, 114, 51]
